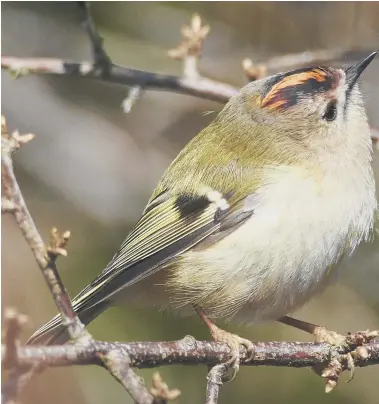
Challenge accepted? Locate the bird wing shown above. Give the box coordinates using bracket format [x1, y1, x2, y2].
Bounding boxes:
[70, 187, 257, 315]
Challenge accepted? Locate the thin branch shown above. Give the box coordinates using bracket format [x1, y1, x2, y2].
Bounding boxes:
[102, 349, 154, 404]
[205, 364, 226, 404]
[3, 338, 378, 370]
[2, 309, 28, 369]
[2, 334, 376, 401]
[3, 48, 376, 100]
[2, 367, 38, 404]
[1, 56, 237, 103]
[2, 308, 35, 404]
[2, 48, 375, 102]
[1, 116, 90, 345]
[78, 1, 112, 73]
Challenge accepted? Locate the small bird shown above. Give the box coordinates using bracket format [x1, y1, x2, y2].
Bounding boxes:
[28, 52, 377, 373]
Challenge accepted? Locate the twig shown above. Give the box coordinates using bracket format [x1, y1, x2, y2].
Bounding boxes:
[1, 116, 90, 345]
[3, 338, 378, 370]
[2, 308, 34, 404]
[3, 335, 376, 401]
[2, 366, 38, 404]
[2, 309, 28, 369]
[102, 349, 154, 404]
[1, 56, 237, 103]
[78, 1, 112, 73]
[205, 364, 226, 404]
[2, 48, 376, 101]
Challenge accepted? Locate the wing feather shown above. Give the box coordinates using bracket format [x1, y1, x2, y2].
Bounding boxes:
[71, 192, 220, 311]
[70, 187, 258, 315]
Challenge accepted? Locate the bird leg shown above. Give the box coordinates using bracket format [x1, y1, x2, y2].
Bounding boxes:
[278, 316, 346, 346]
[195, 306, 254, 381]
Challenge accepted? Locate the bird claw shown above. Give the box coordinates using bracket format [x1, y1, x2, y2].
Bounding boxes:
[345, 352, 355, 383]
[313, 328, 378, 392]
[209, 325, 254, 382]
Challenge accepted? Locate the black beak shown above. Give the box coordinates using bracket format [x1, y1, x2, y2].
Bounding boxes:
[344, 51, 377, 90]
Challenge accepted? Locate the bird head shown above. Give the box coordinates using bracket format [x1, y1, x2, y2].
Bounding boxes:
[218, 52, 377, 166]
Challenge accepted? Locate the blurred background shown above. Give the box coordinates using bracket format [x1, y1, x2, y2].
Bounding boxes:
[2, 2, 379, 404]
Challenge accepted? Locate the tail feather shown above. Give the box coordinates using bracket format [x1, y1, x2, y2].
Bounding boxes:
[26, 302, 109, 346]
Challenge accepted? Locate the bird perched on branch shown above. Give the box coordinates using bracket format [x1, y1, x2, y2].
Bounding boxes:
[28, 52, 377, 377]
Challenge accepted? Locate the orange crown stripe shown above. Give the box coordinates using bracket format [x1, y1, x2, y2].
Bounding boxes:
[260, 68, 328, 108]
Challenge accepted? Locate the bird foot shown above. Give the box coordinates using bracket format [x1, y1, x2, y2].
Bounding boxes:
[313, 328, 378, 392]
[208, 323, 254, 382]
[195, 306, 254, 381]
[314, 327, 346, 346]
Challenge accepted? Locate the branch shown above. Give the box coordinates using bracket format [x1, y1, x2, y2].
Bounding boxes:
[2, 49, 376, 103]
[1, 56, 237, 103]
[1, 51, 375, 103]
[3, 337, 378, 370]
[205, 364, 227, 404]
[1, 331, 379, 402]
[1, 116, 89, 344]
[78, 1, 112, 72]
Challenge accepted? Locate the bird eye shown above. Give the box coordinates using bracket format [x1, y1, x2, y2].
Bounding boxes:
[322, 101, 337, 121]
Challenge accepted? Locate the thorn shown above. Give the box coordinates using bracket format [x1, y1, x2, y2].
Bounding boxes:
[345, 353, 355, 383]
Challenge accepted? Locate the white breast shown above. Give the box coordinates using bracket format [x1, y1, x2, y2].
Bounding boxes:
[173, 164, 376, 323]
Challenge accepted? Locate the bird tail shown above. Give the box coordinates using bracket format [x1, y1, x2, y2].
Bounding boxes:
[26, 301, 109, 346]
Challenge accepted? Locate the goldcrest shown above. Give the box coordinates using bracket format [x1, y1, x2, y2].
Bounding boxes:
[28, 53, 377, 358]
